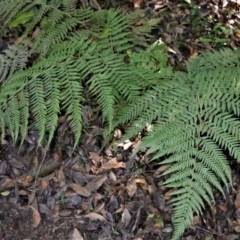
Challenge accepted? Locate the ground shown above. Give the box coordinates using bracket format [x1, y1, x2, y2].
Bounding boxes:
[1, 0, 240, 239]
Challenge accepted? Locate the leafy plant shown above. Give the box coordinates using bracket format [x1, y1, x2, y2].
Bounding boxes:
[1, 0, 240, 239]
[115, 48, 240, 239]
[0, 0, 160, 146]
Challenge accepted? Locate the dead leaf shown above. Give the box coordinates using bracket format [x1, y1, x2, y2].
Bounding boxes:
[57, 167, 66, 187]
[93, 202, 105, 213]
[68, 183, 91, 197]
[70, 228, 84, 240]
[17, 174, 33, 187]
[235, 191, 240, 208]
[18, 189, 28, 195]
[217, 204, 228, 212]
[126, 176, 137, 197]
[235, 29, 240, 39]
[32, 27, 40, 39]
[85, 212, 106, 222]
[99, 158, 125, 172]
[121, 208, 131, 228]
[135, 178, 148, 191]
[59, 210, 72, 217]
[154, 165, 171, 177]
[89, 152, 102, 165]
[39, 179, 48, 190]
[164, 188, 176, 200]
[129, 0, 143, 8]
[85, 175, 107, 192]
[0, 178, 14, 191]
[118, 140, 133, 150]
[32, 209, 41, 227]
[109, 171, 117, 181]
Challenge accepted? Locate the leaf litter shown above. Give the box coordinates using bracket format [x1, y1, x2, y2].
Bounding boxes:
[0, 0, 240, 239]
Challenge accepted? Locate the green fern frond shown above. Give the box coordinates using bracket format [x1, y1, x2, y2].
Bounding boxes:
[115, 48, 240, 239]
[0, 45, 30, 84]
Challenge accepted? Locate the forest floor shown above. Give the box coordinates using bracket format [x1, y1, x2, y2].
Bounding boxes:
[1, 0, 240, 239]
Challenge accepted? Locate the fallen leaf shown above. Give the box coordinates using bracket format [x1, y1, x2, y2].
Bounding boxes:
[217, 204, 228, 212]
[32, 209, 41, 227]
[121, 208, 131, 228]
[18, 189, 28, 195]
[17, 174, 33, 187]
[85, 212, 106, 222]
[135, 178, 148, 191]
[154, 165, 171, 177]
[68, 183, 91, 197]
[129, 0, 143, 8]
[0, 190, 10, 196]
[39, 179, 48, 190]
[126, 176, 137, 197]
[59, 210, 72, 217]
[0, 178, 14, 191]
[57, 167, 66, 187]
[85, 175, 107, 192]
[118, 140, 133, 150]
[99, 158, 125, 172]
[93, 202, 105, 213]
[69, 228, 84, 240]
[235, 191, 240, 208]
[89, 152, 102, 165]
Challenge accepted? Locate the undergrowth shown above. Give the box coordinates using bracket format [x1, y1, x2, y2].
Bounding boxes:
[0, 0, 240, 239]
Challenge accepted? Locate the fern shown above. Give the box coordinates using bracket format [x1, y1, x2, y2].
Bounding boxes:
[0, 44, 30, 84]
[1, 1, 240, 239]
[0, 0, 159, 56]
[115, 48, 240, 239]
[0, 1, 161, 147]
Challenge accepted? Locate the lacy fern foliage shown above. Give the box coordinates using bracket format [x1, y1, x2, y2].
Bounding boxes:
[0, 3, 161, 146]
[1, 1, 240, 239]
[116, 48, 240, 239]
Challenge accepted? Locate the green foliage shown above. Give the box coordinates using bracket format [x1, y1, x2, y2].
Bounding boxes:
[116, 48, 240, 239]
[0, 1, 161, 147]
[1, 1, 240, 239]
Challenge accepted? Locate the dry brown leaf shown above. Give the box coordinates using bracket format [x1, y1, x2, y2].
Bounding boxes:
[121, 208, 131, 228]
[99, 158, 125, 172]
[217, 204, 228, 212]
[85, 212, 106, 222]
[89, 152, 102, 164]
[129, 0, 143, 8]
[32, 209, 41, 227]
[57, 167, 66, 187]
[235, 191, 240, 209]
[135, 178, 148, 191]
[85, 175, 107, 192]
[0, 178, 14, 191]
[235, 29, 240, 39]
[70, 228, 84, 240]
[126, 176, 137, 197]
[39, 179, 48, 190]
[154, 165, 171, 177]
[164, 188, 176, 200]
[68, 183, 91, 197]
[32, 27, 40, 39]
[18, 189, 28, 195]
[193, 215, 201, 225]
[59, 210, 72, 217]
[17, 174, 33, 187]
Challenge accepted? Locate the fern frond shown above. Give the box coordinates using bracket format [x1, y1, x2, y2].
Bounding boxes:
[115, 48, 240, 239]
[0, 45, 30, 84]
